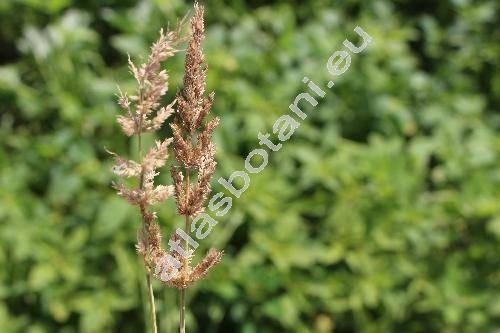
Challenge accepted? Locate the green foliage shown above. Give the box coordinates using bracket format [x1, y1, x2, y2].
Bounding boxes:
[1, 0, 499, 332]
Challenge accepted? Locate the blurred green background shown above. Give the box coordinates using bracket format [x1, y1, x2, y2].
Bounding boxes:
[1, 0, 499, 332]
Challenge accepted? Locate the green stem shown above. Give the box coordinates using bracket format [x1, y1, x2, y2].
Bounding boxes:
[137, 118, 157, 333]
[146, 271, 158, 333]
[179, 214, 189, 333]
[180, 170, 190, 333]
[179, 287, 186, 333]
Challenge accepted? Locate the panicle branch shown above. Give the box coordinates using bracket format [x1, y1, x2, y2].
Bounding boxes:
[117, 25, 184, 137]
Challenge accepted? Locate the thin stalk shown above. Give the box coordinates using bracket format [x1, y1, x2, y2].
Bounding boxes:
[137, 115, 158, 333]
[180, 170, 190, 333]
[179, 287, 186, 333]
[140, 204, 158, 333]
[146, 270, 158, 333]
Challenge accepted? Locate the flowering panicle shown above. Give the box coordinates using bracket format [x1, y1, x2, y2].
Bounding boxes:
[109, 26, 183, 270]
[109, 4, 223, 331]
[154, 2, 223, 290]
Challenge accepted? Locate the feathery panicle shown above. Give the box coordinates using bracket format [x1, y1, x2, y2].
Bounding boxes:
[109, 23, 183, 281]
[168, 5, 219, 223]
[117, 26, 182, 137]
[175, 2, 208, 134]
[155, 1, 223, 290]
[170, 2, 219, 211]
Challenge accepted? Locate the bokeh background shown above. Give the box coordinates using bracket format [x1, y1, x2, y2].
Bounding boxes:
[1, 0, 499, 332]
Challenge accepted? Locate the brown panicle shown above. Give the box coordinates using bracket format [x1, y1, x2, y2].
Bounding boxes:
[155, 2, 223, 289]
